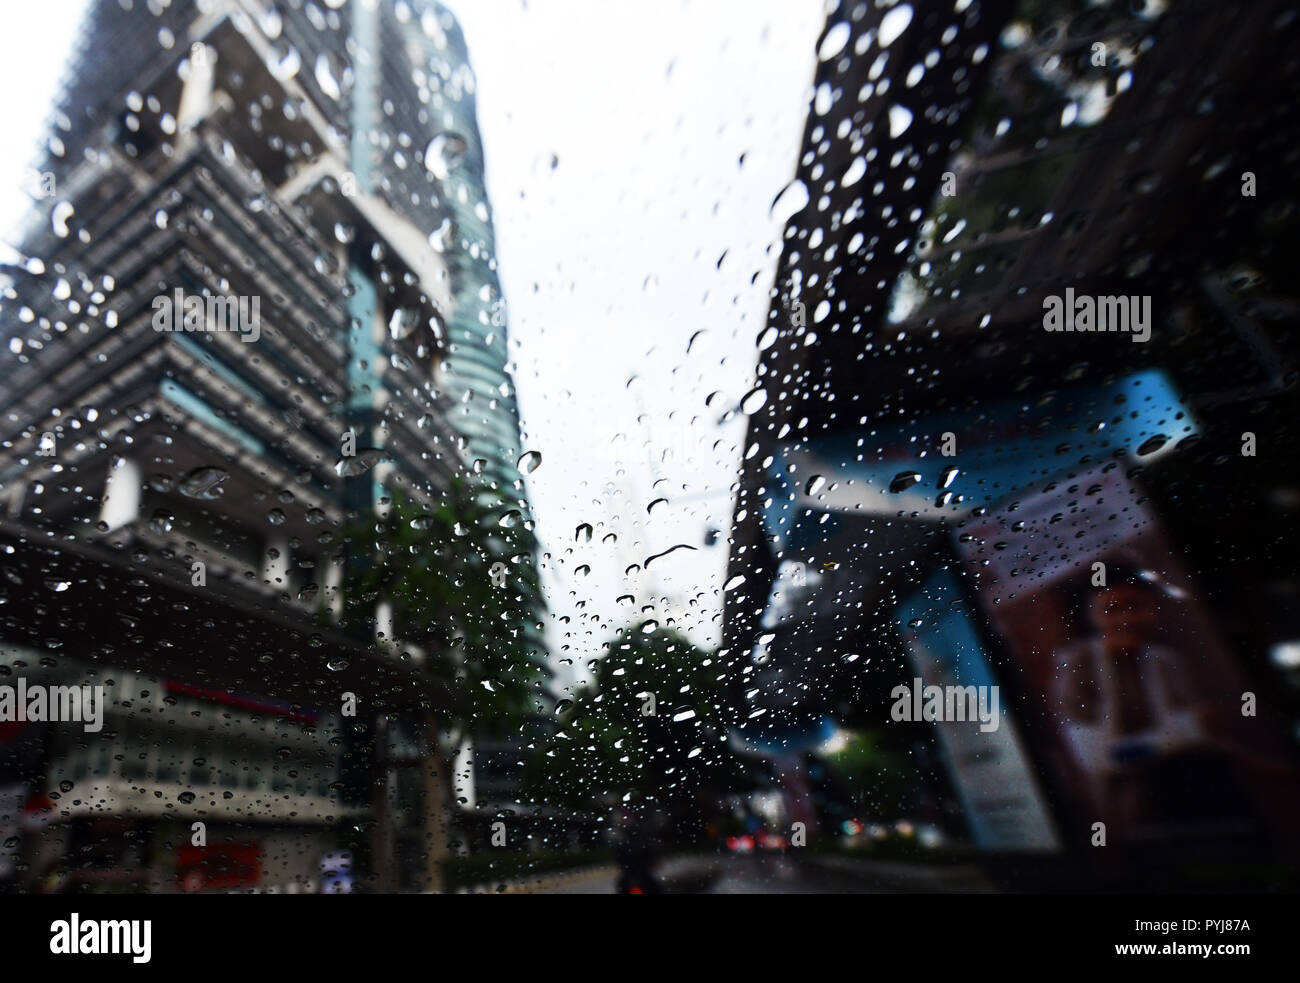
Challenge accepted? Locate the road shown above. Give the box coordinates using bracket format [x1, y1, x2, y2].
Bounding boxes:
[525, 852, 995, 894]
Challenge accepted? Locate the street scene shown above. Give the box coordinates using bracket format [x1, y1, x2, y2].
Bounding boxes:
[0, 0, 1297, 924]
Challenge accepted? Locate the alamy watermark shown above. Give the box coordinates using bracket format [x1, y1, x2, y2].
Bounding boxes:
[1043, 288, 1151, 343]
[151, 288, 261, 343]
[24, 168, 56, 200]
[0, 679, 103, 732]
[50, 914, 151, 963]
[889, 678, 1000, 732]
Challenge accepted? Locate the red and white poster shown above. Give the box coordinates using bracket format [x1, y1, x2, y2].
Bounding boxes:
[956, 464, 1300, 849]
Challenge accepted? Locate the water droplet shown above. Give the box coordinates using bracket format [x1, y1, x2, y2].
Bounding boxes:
[425, 132, 468, 179]
[887, 104, 914, 137]
[879, 4, 913, 47]
[645, 545, 696, 568]
[179, 467, 229, 500]
[770, 179, 809, 223]
[1136, 434, 1168, 456]
[889, 471, 922, 493]
[819, 21, 852, 61]
[517, 450, 542, 474]
[51, 202, 74, 237]
[335, 447, 388, 477]
[388, 308, 418, 340]
[269, 41, 301, 80]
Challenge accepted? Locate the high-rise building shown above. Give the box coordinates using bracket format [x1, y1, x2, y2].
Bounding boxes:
[723, 0, 1300, 878]
[0, 0, 536, 892]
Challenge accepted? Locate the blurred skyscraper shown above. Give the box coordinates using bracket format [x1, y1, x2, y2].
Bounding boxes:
[723, 0, 1300, 880]
[0, 0, 537, 892]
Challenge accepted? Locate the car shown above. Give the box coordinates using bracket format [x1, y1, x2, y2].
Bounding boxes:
[756, 832, 789, 851]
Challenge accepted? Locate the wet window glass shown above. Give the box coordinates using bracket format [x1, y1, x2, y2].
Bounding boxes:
[0, 0, 1298, 929]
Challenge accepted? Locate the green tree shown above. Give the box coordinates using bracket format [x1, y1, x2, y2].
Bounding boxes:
[530, 621, 750, 830]
[339, 476, 547, 734]
[336, 476, 547, 890]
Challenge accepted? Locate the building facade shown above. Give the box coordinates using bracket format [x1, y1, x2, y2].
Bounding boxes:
[723, 0, 1300, 880]
[0, 0, 534, 891]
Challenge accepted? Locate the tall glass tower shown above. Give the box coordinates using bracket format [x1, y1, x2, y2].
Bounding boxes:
[0, 0, 538, 892]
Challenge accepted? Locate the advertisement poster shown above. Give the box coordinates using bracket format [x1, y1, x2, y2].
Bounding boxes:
[956, 464, 1300, 848]
[895, 569, 1060, 852]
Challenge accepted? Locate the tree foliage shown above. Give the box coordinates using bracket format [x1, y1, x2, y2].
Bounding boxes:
[338, 476, 546, 736]
[530, 620, 752, 814]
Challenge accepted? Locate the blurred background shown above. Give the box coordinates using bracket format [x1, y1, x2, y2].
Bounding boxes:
[1, 0, 1299, 894]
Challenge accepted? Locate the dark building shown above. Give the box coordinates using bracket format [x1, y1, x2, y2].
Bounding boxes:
[723, 0, 1300, 884]
[0, 0, 537, 892]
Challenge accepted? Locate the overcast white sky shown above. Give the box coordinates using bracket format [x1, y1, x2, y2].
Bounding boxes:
[451, 1, 824, 693]
[0, 0, 826, 695]
[0, 0, 87, 249]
